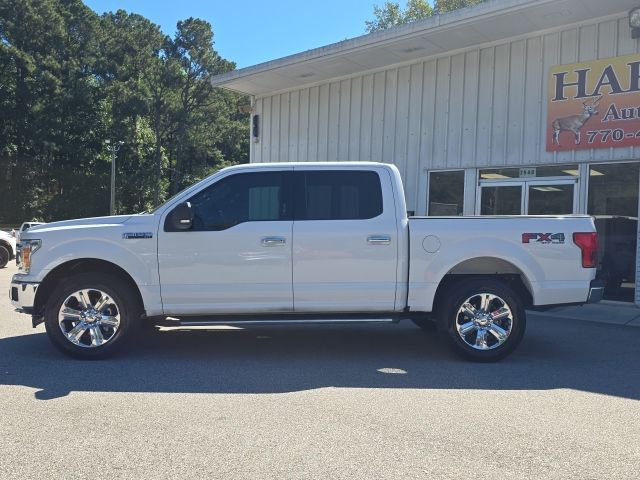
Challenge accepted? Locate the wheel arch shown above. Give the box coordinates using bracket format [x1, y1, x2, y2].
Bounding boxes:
[33, 258, 145, 324]
[432, 257, 534, 313]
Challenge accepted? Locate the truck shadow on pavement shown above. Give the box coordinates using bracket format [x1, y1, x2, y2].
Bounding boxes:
[1, 315, 639, 400]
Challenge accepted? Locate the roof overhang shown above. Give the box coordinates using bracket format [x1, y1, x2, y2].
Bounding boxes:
[211, 0, 638, 97]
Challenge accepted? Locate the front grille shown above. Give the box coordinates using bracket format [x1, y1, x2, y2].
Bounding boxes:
[11, 287, 18, 302]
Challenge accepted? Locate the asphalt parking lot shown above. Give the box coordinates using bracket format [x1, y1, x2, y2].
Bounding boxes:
[1, 263, 639, 479]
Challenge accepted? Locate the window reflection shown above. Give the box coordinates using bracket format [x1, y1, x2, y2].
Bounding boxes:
[428, 171, 465, 216]
[588, 162, 639, 302]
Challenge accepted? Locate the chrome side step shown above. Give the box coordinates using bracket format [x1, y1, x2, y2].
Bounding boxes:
[156, 313, 404, 327]
[177, 317, 396, 327]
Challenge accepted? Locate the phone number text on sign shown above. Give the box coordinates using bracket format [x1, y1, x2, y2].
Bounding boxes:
[586, 128, 640, 145]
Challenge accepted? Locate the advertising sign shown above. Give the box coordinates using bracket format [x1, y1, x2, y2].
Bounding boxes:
[547, 54, 640, 151]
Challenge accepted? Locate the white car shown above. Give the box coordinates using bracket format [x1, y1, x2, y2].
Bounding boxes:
[10, 162, 602, 361]
[0, 230, 16, 268]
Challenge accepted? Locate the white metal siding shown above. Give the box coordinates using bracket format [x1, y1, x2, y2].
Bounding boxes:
[252, 15, 640, 213]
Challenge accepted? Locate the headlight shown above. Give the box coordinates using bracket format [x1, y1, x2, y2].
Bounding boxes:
[19, 239, 42, 273]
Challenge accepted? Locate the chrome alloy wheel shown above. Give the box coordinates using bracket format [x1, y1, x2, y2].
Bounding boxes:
[455, 293, 513, 351]
[58, 289, 121, 348]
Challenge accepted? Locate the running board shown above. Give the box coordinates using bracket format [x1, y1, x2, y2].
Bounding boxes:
[178, 318, 396, 326]
[160, 313, 404, 327]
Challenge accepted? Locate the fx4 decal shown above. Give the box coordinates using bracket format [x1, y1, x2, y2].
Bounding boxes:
[522, 233, 565, 244]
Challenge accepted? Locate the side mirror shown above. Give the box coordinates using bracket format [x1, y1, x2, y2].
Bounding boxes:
[169, 202, 193, 231]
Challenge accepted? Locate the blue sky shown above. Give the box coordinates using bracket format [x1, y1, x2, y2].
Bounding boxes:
[84, 0, 379, 68]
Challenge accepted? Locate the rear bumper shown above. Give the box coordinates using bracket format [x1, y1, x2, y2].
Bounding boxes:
[9, 278, 39, 313]
[528, 278, 605, 311]
[587, 279, 604, 304]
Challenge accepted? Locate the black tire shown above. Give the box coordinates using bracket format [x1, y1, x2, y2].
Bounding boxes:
[0, 244, 9, 268]
[44, 273, 141, 359]
[436, 277, 526, 362]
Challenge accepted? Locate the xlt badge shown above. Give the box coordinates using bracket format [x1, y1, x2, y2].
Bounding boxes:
[122, 232, 153, 239]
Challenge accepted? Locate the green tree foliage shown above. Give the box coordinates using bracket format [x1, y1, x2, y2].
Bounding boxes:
[366, 1, 432, 32]
[365, 2, 404, 32]
[436, 0, 485, 14]
[365, 0, 484, 32]
[0, 0, 249, 223]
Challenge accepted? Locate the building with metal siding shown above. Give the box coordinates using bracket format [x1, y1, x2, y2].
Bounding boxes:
[212, 0, 640, 304]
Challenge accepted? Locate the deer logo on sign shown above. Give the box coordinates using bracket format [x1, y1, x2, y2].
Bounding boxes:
[551, 96, 602, 146]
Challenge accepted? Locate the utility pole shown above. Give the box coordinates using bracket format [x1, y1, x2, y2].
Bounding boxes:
[105, 140, 123, 216]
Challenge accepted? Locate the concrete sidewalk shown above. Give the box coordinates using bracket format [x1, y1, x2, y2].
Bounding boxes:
[529, 301, 640, 327]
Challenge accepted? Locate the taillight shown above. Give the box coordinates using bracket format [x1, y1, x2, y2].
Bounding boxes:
[573, 232, 598, 268]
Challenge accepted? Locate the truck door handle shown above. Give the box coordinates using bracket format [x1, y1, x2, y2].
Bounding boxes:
[367, 235, 391, 245]
[261, 236, 286, 246]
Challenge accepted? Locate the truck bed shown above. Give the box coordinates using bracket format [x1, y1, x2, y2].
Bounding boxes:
[407, 215, 597, 311]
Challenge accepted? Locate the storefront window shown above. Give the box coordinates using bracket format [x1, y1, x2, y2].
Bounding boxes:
[588, 162, 640, 302]
[428, 171, 464, 216]
[480, 186, 521, 215]
[528, 184, 574, 215]
[588, 163, 640, 217]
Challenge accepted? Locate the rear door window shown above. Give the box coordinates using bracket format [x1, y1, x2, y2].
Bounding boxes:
[295, 170, 383, 220]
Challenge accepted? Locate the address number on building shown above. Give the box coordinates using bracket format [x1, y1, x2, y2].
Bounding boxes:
[519, 168, 536, 178]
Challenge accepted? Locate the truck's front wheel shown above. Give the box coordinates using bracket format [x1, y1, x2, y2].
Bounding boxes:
[44, 273, 140, 359]
[437, 278, 526, 362]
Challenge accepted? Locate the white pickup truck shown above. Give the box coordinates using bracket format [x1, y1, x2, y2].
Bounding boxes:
[10, 162, 602, 361]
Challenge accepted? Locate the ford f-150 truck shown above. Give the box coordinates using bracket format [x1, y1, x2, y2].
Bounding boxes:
[10, 162, 602, 361]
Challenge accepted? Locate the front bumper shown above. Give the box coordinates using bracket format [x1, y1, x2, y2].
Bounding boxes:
[10, 279, 39, 313]
[587, 279, 605, 304]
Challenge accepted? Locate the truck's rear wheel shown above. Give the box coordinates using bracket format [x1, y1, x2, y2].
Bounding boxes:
[0, 244, 9, 268]
[437, 278, 526, 362]
[44, 273, 140, 359]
